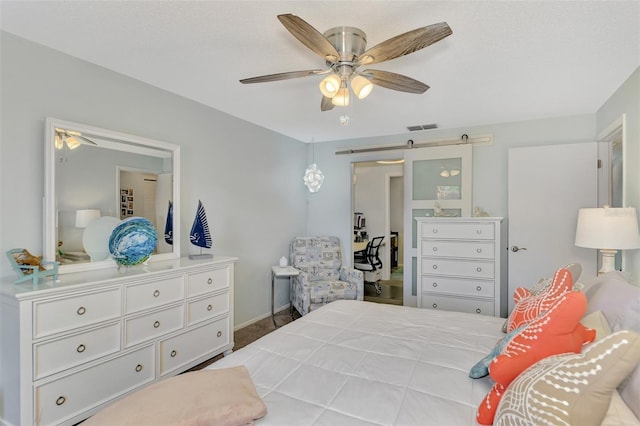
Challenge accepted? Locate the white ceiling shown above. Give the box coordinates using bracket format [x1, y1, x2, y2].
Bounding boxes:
[1, 1, 638, 143]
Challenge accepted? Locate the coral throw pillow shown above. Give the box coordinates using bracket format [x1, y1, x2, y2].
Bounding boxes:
[506, 267, 573, 332]
[476, 291, 596, 425]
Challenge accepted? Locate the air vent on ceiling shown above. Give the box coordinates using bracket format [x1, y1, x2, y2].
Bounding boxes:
[407, 123, 438, 131]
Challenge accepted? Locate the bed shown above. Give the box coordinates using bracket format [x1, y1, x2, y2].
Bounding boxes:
[208, 270, 640, 426]
[85, 269, 640, 426]
[211, 300, 504, 425]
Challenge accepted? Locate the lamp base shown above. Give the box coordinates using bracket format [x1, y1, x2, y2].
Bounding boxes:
[597, 249, 618, 275]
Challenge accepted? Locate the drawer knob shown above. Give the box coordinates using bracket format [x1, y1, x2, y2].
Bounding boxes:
[153, 290, 160, 297]
[135, 364, 143, 373]
[432, 303, 438, 309]
[476, 308, 482, 314]
[153, 320, 160, 329]
[476, 286, 482, 291]
[171, 350, 177, 358]
[76, 344, 86, 353]
[432, 228, 438, 234]
[432, 265, 438, 270]
[207, 278, 213, 285]
[56, 396, 66, 406]
[432, 247, 438, 252]
[476, 229, 482, 234]
[217, 331, 222, 338]
[476, 267, 482, 272]
[207, 304, 213, 311]
[76, 306, 86, 316]
[432, 282, 438, 288]
[477, 248, 482, 253]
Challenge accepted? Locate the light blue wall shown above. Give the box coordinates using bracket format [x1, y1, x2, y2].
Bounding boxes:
[0, 32, 308, 326]
[1, 31, 637, 331]
[596, 67, 640, 283]
[307, 115, 596, 255]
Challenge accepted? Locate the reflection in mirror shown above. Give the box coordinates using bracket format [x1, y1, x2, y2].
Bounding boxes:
[44, 118, 180, 273]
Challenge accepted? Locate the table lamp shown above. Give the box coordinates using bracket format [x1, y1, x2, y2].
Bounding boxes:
[575, 206, 640, 275]
[75, 209, 101, 228]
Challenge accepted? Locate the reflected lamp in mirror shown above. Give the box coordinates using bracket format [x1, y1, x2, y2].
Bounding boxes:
[575, 206, 640, 275]
[75, 209, 101, 228]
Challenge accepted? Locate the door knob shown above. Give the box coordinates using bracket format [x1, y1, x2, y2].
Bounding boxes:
[511, 246, 527, 252]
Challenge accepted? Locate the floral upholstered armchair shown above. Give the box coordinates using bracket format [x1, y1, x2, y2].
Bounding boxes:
[290, 236, 364, 316]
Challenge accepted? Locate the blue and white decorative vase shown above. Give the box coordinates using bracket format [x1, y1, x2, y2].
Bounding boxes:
[109, 217, 158, 267]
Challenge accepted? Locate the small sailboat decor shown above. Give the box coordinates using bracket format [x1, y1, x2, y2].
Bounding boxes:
[164, 200, 173, 245]
[189, 200, 213, 259]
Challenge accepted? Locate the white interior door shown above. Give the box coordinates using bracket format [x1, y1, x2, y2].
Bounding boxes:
[508, 143, 597, 311]
[403, 144, 472, 306]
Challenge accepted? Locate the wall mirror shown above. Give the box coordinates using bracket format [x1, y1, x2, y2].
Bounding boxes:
[44, 117, 181, 273]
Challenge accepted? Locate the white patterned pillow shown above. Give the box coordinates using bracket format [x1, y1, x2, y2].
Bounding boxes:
[495, 330, 640, 426]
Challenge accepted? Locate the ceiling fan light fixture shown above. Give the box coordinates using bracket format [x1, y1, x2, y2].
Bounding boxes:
[65, 136, 81, 150]
[332, 86, 350, 106]
[319, 74, 341, 98]
[351, 75, 373, 99]
[54, 133, 64, 150]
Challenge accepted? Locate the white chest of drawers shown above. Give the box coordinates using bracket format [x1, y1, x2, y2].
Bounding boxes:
[416, 218, 507, 317]
[0, 256, 236, 426]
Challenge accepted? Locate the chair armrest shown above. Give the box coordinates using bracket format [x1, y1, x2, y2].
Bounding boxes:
[292, 270, 311, 288]
[339, 266, 364, 300]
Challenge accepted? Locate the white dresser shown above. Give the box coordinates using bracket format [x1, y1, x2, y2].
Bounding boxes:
[416, 217, 507, 317]
[0, 256, 236, 426]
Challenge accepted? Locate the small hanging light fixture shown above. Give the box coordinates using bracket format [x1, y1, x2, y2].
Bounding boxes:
[304, 138, 324, 193]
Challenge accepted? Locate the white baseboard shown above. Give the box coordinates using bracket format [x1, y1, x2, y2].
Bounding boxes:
[234, 303, 291, 330]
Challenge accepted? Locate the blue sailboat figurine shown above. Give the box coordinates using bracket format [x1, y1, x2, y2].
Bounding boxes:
[189, 200, 213, 259]
[164, 200, 173, 245]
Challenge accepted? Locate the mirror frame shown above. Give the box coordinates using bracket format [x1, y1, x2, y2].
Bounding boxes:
[44, 117, 181, 273]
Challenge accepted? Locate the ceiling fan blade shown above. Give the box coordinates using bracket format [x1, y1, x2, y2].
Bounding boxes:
[365, 69, 430, 94]
[240, 69, 324, 84]
[277, 14, 340, 62]
[78, 135, 98, 146]
[358, 22, 452, 65]
[321, 96, 335, 111]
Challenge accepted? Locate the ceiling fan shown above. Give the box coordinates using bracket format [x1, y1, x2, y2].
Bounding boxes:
[54, 128, 97, 150]
[240, 14, 452, 111]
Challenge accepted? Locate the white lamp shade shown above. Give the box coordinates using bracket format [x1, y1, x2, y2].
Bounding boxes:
[351, 75, 373, 99]
[575, 207, 640, 249]
[331, 87, 350, 106]
[75, 209, 101, 228]
[319, 75, 341, 98]
[65, 136, 81, 150]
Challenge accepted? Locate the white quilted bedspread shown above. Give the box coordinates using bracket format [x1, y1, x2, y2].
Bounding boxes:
[208, 300, 505, 425]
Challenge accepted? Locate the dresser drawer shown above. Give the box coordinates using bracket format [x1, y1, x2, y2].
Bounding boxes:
[34, 322, 120, 380]
[421, 276, 495, 298]
[33, 288, 121, 338]
[420, 222, 495, 240]
[187, 267, 230, 297]
[187, 292, 229, 326]
[421, 240, 495, 259]
[124, 305, 184, 348]
[421, 258, 494, 279]
[421, 294, 495, 316]
[160, 317, 230, 376]
[34, 345, 154, 426]
[125, 276, 185, 314]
